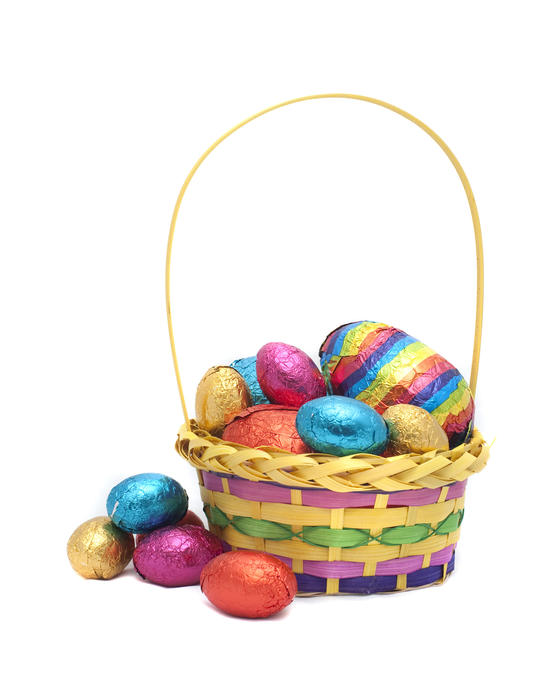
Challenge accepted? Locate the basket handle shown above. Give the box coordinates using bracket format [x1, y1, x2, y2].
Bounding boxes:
[166, 94, 484, 425]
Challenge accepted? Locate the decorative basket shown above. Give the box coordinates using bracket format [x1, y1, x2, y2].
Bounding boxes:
[166, 94, 489, 595]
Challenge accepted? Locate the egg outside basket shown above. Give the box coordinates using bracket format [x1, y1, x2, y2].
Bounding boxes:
[166, 94, 490, 595]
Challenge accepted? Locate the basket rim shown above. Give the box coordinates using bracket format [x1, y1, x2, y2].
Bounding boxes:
[176, 421, 489, 493]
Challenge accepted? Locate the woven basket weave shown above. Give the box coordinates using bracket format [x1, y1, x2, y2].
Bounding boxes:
[166, 94, 489, 595]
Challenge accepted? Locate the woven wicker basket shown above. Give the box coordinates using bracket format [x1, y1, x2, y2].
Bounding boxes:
[166, 94, 489, 595]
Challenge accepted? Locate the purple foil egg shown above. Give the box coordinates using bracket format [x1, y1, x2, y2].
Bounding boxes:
[133, 525, 223, 587]
[256, 342, 326, 408]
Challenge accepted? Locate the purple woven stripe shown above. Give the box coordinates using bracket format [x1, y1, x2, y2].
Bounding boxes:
[202, 471, 466, 507]
[269, 544, 455, 578]
[295, 554, 455, 594]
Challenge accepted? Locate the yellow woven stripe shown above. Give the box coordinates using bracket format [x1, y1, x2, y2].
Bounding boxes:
[422, 553, 431, 568]
[396, 574, 407, 590]
[200, 486, 464, 529]
[290, 490, 302, 506]
[374, 493, 389, 509]
[328, 509, 343, 562]
[330, 509, 345, 529]
[216, 527, 461, 562]
[177, 426, 488, 492]
[326, 578, 340, 595]
[289, 489, 304, 572]
[291, 559, 304, 574]
[221, 478, 230, 495]
[437, 487, 449, 503]
[362, 561, 377, 576]
[405, 506, 418, 526]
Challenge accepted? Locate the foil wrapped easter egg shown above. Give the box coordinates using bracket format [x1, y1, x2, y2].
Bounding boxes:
[200, 550, 297, 618]
[222, 404, 310, 453]
[383, 404, 449, 455]
[67, 516, 134, 580]
[133, 524, 223, 587]
[195, 366, 251, 435]
[319, 321, 474, 447]
[230, 356, 269, 405]
[107, 473, 188, 534]
[296, 395, 388, 456]
[136, 510, 204, 546]
[256, 342, 326, 407]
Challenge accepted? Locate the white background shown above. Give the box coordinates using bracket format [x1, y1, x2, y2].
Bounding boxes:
[2, 2, 558, 698]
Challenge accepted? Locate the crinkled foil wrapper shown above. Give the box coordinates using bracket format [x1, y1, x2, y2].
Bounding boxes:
[256, 342, 326, 407]
[319, 321, 474, 447]
[133, 524, 223, 587]
[383, 404, 449, 455]
[222, 404, 309, 453]
[295, 395, 387, 456]
[67, 516, 134, 580]
[230, 356, 269, 405]
[200, 550, 297, 618]
[195, 366, 251, 435]
[106, 473, 188, 534]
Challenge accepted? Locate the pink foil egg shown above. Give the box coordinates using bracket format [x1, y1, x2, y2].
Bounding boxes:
[133, 524, 223, 587]
[135, 510, 205, 546]
[256, 342, 326, 408]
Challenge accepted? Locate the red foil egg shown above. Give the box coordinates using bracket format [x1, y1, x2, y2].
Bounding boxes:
[256, 342, 326, 407]
[136, 510, 205, 546]
[200, 550, 297, 618]
[222, 405, 310, 453]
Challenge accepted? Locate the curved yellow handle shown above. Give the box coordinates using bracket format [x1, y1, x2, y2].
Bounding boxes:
[166, 94, 484, 424]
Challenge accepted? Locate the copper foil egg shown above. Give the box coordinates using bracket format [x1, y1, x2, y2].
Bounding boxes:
[195, 366, 251, 435]
[200, 550, 297, 618]
[222, 404, 310, 453]
[383, 404, 449, 455]
[256, 342, 326, 408]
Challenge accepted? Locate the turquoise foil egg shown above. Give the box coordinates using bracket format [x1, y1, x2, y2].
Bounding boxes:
[230, 356, 270, 405]
[296, 396, 388, 457]
[106, 473, 188, 534]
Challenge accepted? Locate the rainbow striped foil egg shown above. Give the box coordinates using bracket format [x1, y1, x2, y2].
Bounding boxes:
[319, 321, 474, 448]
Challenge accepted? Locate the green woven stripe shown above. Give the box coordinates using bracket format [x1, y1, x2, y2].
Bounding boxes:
[378, 523, 431, 545]
[303, 527, 370, 549]
[204, 505, 464, 548]
[233, 517, 293, 540]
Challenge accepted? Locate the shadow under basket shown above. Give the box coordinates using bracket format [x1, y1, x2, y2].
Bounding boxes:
[176, 423, 489, 595]
[166, 94, 490, 595]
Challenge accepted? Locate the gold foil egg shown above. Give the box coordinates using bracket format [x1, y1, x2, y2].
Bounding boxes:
[67, 516, 135, 579]
[195, 366, 251, 435]
[383, 404, 449, 455]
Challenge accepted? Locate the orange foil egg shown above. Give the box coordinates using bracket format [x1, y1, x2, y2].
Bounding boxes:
[222, 404, 310, 453]
[200, 550, 297, 618]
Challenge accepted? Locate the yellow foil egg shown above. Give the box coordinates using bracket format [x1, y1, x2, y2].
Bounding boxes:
[195, 366, 251, 436]
[67, 516, 135, 580]
[383, 404, 449, 455]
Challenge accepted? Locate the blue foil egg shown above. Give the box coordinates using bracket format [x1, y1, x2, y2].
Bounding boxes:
[231, 356, 270, 405]
[106, 473, 188, 534]
[296, 396, 388, 456]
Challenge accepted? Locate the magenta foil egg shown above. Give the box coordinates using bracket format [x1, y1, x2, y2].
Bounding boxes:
[133, 524, 223, 587]
[256, 342, 326, 408]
